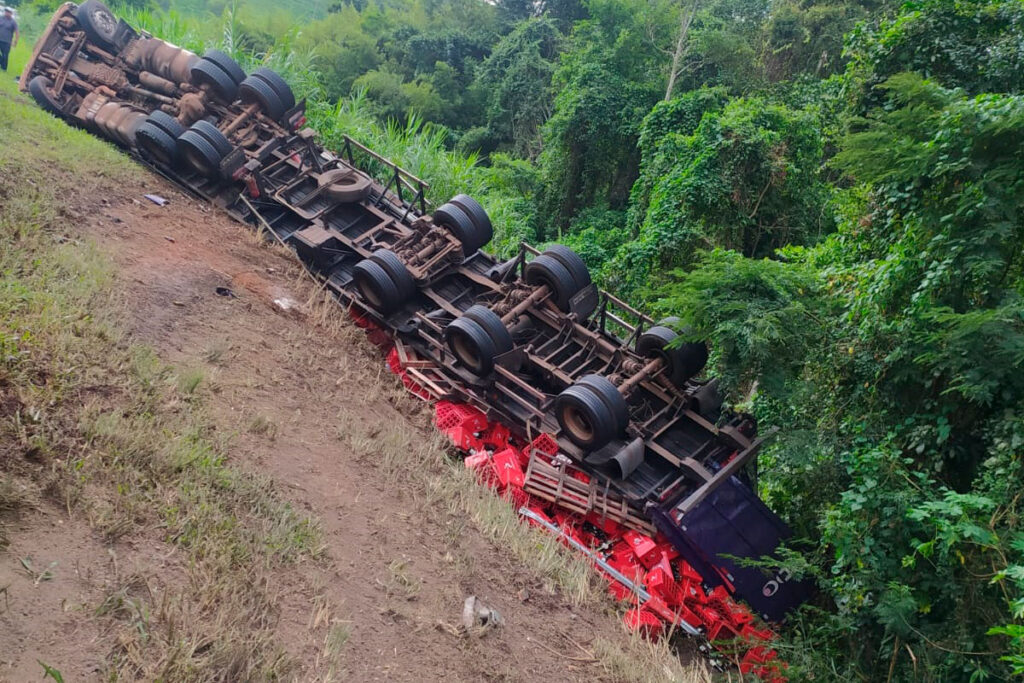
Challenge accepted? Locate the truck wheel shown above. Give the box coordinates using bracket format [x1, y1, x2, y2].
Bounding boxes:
[542, 245, 591, 291]
[448, 194, 493, 251]
[27, 76, 64, 116]
[353, 258, 405, 314]
[190, 58, 238, 103]
[250, 67, 295, 111]
[202, 49, 246, 85]
[433, 202, 486, 256]
[318, 168, 372, 203]
[178, 129, 224, 178]
[524, 254, 580, 313]
[555, 378, 627, 450]
[239, 74, 286, 121]
[369, 249, 416, 300]
[75, 0, 118, 50]
[146, 110, 185, 139]
[136, 122, 178, 165]
[462, 305, 513, 354]
[189, 120, 233, 158]
[636, 323, 708, 387]
[444, 316, 499, 376]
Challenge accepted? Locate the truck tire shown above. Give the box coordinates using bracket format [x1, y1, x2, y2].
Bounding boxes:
[555, 380, 625, 450]
[178, 129, 224, 178]
[353, 258, 403, 314]
[462, 305, 513, 354]
[448, 194, 493, 251]
[202, 49, 246, 85]
[28, 76, 64, 116]
[444, 316, 499, 376]
[190, 58, 238, 103]
[368, 249, 416, 300]
[190, 120, 233, 158]
[136, 122, 178, 165]
[433, 202, 485, 256]
[542, 245, 591, 291]
[636, 323, 708, 387]
[318, 168, 372, 203]
[146, 110, 185, 139]
[250, 67, 295, 111]
[239, 74, 286, 121]
[75, 0, 118, 50]
[524, 254, 580, 313]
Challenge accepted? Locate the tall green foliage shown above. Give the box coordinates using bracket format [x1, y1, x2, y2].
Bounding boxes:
[534, 0, 670, 231]
[599, 93, 830, 299]
[660, 61, 1024, 683]
[467, 18, 563, 157]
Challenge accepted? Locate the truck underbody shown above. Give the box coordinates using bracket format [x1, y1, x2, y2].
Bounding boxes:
[20, 0, 809, 631]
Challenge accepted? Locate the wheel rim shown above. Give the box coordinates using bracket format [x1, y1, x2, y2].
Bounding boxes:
[356, 273, 383, 308]
[451, 330, 481, 371]
[184, 147, 212, 175]
[332, 177, 359, 189]
[141, 136, 171, 164]
[561, 404, 594, 443]
[91, 8, 117, 37]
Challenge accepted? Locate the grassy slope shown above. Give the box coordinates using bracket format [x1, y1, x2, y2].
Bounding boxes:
[1, 42, 324, 680]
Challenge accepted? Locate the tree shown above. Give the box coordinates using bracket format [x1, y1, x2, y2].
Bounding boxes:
[471, 18, 563, 157]
[535, 0, 672, 231]
[606, 94, 829, 298]
[846, 0, 1024, 109]
[663, 0, 699, 100]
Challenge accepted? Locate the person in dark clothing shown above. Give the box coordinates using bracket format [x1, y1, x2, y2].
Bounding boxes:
[0, 8, 19, 73]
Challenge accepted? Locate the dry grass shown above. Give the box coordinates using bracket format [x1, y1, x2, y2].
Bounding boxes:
[0, 84, 323, 680]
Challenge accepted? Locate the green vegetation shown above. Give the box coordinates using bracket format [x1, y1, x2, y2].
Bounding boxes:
[7, 0, 1024, 677]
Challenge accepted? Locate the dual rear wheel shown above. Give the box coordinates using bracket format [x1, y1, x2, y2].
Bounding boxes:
[352, 249, 416, 315]
[443, 305, 514, 376]
[433, 195, 493, 256]
[137, 113, 233, 179]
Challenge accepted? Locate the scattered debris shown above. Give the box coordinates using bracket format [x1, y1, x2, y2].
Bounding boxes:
[143, 193, 168, 206]
[164, 235, 175, 243]
[273, 297, 297, 312]
[461, 595, 503, 633]
[215, 287, 236, 298]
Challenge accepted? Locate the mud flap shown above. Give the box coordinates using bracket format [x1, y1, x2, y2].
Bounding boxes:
[569, 283, 598, 320]
[585, 436, 645, 479]
[220, 147, 246, 181]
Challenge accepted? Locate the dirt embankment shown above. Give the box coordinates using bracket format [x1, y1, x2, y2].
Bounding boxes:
[0, 86, 703, 682]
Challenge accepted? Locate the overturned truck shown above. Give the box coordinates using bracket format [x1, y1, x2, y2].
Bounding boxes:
[22, 1, 809, 625]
